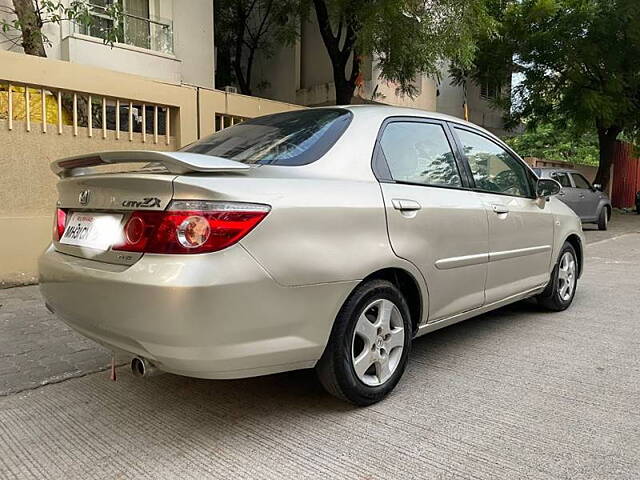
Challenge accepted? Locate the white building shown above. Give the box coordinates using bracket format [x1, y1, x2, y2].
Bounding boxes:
[0, 0, 215, 88]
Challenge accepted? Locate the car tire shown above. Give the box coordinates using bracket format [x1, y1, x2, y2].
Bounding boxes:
[316, 279, 412, 406]
[537, 242, 578, 312]
[597, 208, 609, 230]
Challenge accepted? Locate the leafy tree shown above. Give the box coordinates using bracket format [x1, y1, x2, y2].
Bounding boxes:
[504, 123, 600, 166]
[448, 0, 516, 115]
[309, 0, 494, 105]
[215, 0, 300, 95]
[1, 0, 122, 57]
[505, 0, 640, 189]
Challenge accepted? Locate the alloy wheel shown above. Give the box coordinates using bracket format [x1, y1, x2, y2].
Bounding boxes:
[558, 251, 576, 301]
[351, 298, 405, 387]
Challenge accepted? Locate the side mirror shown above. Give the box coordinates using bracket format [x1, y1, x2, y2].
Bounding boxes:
[593, 183, 603, 192]
[536, 178, 562, 198]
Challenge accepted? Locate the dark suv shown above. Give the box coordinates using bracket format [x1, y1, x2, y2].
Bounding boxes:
[533, 167, 612, 230]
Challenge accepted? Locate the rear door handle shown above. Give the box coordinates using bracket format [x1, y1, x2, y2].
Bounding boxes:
[492, 204, 509, 215]
[391, 199, 422, 212]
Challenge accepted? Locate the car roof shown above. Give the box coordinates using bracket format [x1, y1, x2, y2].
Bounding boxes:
[339, 104, 501, 142]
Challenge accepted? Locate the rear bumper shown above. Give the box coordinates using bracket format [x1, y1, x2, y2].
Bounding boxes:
[38, 245, 356, 379]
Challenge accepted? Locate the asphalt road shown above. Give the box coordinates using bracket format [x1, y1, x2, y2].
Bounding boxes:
[1, 213, 639, 479]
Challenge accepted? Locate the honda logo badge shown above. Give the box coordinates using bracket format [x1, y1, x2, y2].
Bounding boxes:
[79, 190, 91, 205]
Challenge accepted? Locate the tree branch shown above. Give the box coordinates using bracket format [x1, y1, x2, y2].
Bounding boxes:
[254, 0, 274, 41]
[312, 0, 340, 60]
[340, 18, 358, 64]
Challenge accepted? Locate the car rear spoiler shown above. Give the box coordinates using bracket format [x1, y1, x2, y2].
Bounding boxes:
[51, 150, 251, 178]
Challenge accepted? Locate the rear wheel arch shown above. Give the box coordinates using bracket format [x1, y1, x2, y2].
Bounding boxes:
[359, 268, 423, 334]
[564, 234, 583, 278]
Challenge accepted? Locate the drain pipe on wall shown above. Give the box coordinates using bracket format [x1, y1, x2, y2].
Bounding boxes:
[196, 87, 201, 139]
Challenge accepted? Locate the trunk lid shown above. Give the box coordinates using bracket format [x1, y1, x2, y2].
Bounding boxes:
[54, 173, 176, 266]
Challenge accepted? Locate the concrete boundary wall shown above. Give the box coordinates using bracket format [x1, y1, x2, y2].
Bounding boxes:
[0, 50, 302, 284]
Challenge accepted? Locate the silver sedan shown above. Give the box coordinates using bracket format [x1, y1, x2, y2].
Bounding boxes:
[39, 106, 585, 405]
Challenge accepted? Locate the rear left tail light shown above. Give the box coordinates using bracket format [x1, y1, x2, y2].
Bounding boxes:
[54, 208, 67, 241]
[113, 200, 270, 254]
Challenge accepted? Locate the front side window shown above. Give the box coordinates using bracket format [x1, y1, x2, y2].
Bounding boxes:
[455, 128, 532, 197]
[571, 173, 591, 190]
[379, 122, 462, 187]
[182, 108, 353, 166]
[552, 172, 572, 188]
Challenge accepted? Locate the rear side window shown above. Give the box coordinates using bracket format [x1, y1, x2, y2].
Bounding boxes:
[552, 172, 572, 188]
[380, 122, 462, 187]
[182, 108, 352, 166]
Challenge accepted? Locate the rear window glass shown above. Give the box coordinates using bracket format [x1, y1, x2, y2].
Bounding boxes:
[552, 172, 572, 188]
[182, 108, 353, 166]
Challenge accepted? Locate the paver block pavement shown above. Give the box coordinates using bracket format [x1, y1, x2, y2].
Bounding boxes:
[0, 286, 112, 396]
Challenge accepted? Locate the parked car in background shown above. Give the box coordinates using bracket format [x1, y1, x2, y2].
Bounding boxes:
[39, 106, 585, 406]
[533, 167, 611, 230]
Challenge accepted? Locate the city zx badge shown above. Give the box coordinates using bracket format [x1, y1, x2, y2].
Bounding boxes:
[122, 197, 162, 208]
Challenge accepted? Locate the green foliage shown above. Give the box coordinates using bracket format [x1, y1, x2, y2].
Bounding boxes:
[0, 1, 123, 53]
[311, 0, 494, 101]
[448, 0, 516, 98]
[504, 124, 600, 166]
[507, 0, 640, 137]
[463, 0, 640, 185]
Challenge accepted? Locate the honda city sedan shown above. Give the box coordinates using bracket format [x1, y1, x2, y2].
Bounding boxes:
[39, 106, 585, 405]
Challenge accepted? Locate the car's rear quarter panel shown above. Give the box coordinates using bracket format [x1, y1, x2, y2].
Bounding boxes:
[174, 172, 421, 289]
[39, 242, 358, 378]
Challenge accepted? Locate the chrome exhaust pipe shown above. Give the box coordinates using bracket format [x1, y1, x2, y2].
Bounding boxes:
[131, 356, 162, 377]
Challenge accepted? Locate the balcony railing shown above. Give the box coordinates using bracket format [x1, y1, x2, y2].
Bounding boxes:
[72, 8, 174, 55]
[1, 83, 173, 145]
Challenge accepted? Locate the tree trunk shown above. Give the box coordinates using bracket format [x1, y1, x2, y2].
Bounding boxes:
[231, 4, 251, 96]
[333, 71, 355, 105]
[312, 0, 360, 105]
[594, 124, 622, 190]
[12, 0, 46, 57]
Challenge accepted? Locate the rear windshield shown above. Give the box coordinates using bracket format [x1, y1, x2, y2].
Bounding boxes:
[182, 108, 353, 166]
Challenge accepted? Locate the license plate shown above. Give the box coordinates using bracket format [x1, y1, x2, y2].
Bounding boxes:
[60, 212, 123, 251]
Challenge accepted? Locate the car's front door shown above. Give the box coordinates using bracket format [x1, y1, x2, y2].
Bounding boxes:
[570, 173, 600, 221]
[452, 126, 555, 303]
[375, 119, 489, 322]
[551, 171, 580, 213]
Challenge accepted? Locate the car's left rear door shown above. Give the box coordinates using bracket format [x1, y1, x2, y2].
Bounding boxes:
[374, 118, 489, 322]
[452, 126, 555, 304]
[570, 173, 600, 221]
